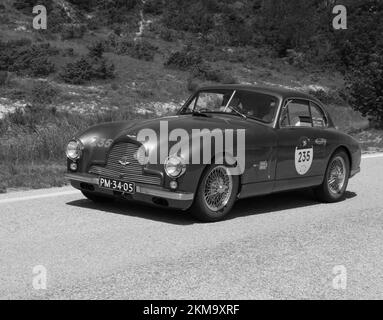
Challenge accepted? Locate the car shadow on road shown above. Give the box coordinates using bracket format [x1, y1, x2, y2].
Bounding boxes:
[66, 189, 357, 225]
[228, 189, 357, 221]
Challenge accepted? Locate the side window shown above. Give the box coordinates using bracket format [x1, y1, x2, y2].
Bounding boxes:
[310, 102, 327, 128]
[280, 99, 312, 127]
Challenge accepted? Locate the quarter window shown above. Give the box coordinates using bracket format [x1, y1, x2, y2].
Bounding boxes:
[280, 99, 312, 127]
[310, 102, 327, 128]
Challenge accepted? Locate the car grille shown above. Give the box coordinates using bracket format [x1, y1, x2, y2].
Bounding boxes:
[88, 142, 162, 186]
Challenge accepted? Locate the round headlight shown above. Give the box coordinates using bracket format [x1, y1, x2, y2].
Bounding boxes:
[164, 155, 186, 178]
[66, 140, 83, 160]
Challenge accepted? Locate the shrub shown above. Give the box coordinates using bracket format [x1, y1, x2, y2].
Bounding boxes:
[95, 0, 139, 24]
[129, 40, 158, 61]
[60, 24, 87, 40]
[162, 0, 214, 34]
[112, 38, 157, 61]
[0, 40, 57, 76]
[30, 57, 56, 77]
[60, 41, 114, 84]
[346, 57, 383, 125]
[165, 47, 203, 70]
[88, 41, 106, 58]
[159, 27, 177, 42]
[60, 57, 92, 84]
[29, 81, 59, 105]
[60, 51, 114, 85]
[192, 64, 237, 84]
[143, 0, 165, 15]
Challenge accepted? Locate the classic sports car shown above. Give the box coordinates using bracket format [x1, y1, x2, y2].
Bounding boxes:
[65, 85, 361, 222]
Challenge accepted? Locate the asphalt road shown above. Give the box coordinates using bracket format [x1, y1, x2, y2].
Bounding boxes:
[1, 155, 383, 300]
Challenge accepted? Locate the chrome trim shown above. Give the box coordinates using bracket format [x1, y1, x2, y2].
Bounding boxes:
[136, 186, 194, 201]
[65, 173, 99, 184]
[315, 138, 327, 146]
[278, 97, 329, 129]
[65, 173, 194, 201]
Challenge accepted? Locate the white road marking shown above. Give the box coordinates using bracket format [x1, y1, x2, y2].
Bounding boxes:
[0, 190, 80, 205]
[362, 153, 383, 159]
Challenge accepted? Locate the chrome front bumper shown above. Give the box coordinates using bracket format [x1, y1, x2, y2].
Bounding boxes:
[64, 173, 194, 202]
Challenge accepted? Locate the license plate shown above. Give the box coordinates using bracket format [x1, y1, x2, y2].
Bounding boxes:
[98, 177, 135, 193]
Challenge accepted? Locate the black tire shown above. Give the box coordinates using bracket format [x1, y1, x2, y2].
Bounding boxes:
[81, 191, 115, 203]
[314, 150, 350, 203]
[191, 164, 239, 222]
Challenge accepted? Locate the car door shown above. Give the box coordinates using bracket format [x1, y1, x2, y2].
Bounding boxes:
[274, 98, 328, 191]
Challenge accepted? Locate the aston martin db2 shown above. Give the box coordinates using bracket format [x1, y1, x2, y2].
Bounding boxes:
[65, 85, 361, 222]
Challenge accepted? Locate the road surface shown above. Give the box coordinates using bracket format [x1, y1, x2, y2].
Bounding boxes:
[1, 155, 383, 299]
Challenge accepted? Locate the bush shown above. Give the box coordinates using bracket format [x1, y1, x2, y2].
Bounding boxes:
[0, 40, 57, 76]
[58, 42, 112, 84]
[88, 41, 106, 58]
[159, 27, 177, 42]
[60, 24, 87, 40]
[162, 0, 214, 34]
[29, 81, 59, 105]
[346, 57, 383, 125]
[143, 0, 165, 15]
[129, 40, 158, 61]
[60, 48, 115, 85]
[95, 0, 139, 24]
[111, 38, 157, 61]
[30, 57, 56, 77]
[165, 47, 203, 70]
[192, 64, 237, 84]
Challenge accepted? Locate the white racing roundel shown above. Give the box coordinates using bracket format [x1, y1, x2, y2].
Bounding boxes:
[295, 137, 313, 175]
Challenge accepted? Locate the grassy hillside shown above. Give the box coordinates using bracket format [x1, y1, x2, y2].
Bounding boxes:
[0, 0, 380, 192]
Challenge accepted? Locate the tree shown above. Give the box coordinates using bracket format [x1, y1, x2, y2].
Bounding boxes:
[347, 55, 383, 125]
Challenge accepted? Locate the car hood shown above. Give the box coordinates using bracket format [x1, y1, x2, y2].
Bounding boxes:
[77, 114, 273, 164]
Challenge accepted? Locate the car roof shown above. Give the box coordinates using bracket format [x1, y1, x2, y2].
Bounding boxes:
[197, 84, 322, 103]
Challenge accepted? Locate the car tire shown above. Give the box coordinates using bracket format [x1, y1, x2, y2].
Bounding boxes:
[191, 164, 239, 222]
[314, 150, 350, 203]
[81, 191, 115, 203]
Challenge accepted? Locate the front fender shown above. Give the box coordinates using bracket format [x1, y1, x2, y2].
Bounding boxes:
[67, 121, 135, 172]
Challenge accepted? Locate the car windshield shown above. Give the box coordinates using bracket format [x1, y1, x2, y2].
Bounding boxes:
[180, 89, 279, 123]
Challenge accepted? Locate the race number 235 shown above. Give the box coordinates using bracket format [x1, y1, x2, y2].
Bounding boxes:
[297, 150, 311, 163]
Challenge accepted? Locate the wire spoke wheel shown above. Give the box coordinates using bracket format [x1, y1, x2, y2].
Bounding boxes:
[327, 156, 346, 194]
[203, 166, 233, 212]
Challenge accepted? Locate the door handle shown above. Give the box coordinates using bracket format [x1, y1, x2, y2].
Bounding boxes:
[315, 138, 327, 146]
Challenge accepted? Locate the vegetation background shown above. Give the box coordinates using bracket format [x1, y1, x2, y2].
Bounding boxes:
[0, 0, 382, 192]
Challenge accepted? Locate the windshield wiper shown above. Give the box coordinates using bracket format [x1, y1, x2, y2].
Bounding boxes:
[229, 105, 247, 120]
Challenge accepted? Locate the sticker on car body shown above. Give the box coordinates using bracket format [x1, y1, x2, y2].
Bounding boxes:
[295, 137, 313, 175]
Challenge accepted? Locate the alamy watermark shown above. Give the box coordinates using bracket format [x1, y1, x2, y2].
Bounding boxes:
[32, 5, 47, 30]
[135, 122, 246, 175]
[332, 265, 347, 290]
[333, 5, 347, 30]
[32, 265, 47, 290]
